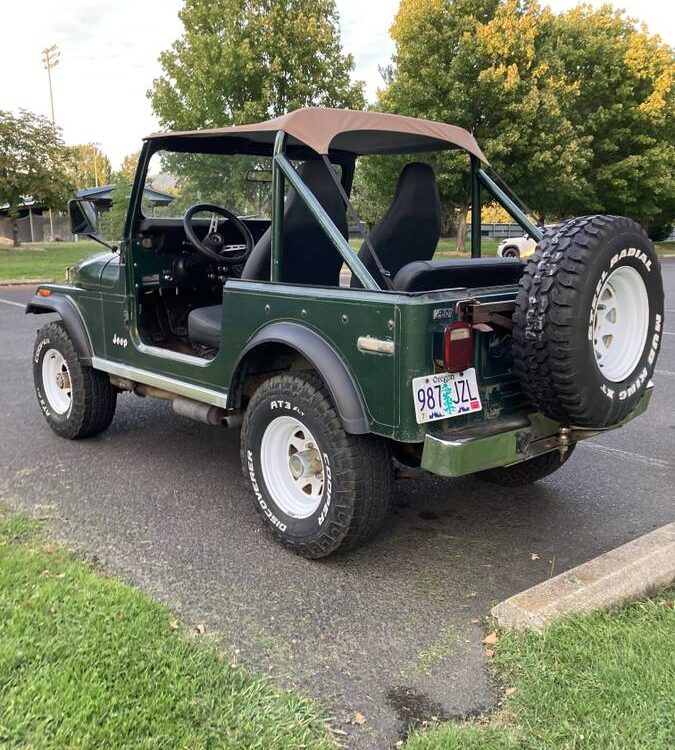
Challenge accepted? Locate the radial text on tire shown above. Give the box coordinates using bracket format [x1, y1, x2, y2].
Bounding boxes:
[512, 215, 664, 428]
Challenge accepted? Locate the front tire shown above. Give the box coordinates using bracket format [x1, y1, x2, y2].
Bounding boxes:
[240, 372, 392, 558]
[33, 321, 117, 439]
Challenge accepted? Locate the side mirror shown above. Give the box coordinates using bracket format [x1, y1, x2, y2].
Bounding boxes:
[69, 199, 98, 235]
[68, 198, 117, 252]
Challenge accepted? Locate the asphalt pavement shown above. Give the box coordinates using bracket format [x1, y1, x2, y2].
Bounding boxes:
[1, 262, 674, 748]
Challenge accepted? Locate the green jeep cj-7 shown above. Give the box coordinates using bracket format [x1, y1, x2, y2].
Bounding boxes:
[27, 108, 664, 557]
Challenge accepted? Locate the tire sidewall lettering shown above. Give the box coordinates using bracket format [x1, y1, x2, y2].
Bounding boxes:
[586, 250, 661, 406]
[33, 335, 71, 425]
[34, 336, 51, 364]
[577, 236, 662, 419]
[516, 217, 664, 428]
[246, 395, 335, 539]
[246, 448, 288, 533]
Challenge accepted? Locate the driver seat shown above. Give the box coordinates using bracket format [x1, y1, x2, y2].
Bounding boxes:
[188, 160, 347, 350]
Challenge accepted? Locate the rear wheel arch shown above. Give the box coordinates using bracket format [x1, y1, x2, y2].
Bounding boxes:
[230, 322, 370, 435]
[26, 294, 93, 364]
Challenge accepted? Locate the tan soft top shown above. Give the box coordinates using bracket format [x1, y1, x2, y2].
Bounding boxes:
[147, 107, 488, 163]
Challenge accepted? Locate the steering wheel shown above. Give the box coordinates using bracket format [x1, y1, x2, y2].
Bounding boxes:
[183, 203, 254, 266]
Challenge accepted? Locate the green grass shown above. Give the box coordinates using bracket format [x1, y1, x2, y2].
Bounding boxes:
[1, 506, 673, 750]
[655, 240, 675, 255]
[0, 507, 333, 750]
[407, 591, 675, 750]
[0, 242, 102, 283]
[347, 236, 499, 258]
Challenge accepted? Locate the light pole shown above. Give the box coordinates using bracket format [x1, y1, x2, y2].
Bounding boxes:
[91, 142, 102, 187]
[42, 45, 59, 123]
[42, 44, 60, 241]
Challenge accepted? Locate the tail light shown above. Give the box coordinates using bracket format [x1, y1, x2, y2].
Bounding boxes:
[443, 322, 473, 372]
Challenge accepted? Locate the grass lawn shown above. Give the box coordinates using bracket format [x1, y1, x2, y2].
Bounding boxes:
[1, 506, 673, 750]
[0, 507, 333, 749]
[655, 240, 675, 255]
[407, 591, 675, 750]
[0, 242, 102, 283]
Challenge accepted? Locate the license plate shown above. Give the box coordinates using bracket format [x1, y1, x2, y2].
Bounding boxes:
[412, 368, 482, 424]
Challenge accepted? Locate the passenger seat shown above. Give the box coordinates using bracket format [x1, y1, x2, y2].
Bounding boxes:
[352, 162, 441, 288]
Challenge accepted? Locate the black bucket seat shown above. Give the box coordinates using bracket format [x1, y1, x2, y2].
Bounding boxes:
[352, 162, 441, 288]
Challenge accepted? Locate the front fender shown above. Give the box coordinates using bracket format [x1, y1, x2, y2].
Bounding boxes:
[231, 321, 370, 434]
[26, 294, 93, 364]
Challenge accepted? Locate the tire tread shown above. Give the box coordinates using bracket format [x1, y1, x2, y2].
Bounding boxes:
[240, 371, 392, 558]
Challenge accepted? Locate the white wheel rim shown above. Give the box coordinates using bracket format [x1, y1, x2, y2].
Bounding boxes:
[592, 266, 649, 382]
[260, 416, 325, 519]
[41, 348, 72, 415]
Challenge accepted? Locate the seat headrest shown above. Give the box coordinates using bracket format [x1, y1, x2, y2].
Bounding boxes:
[392, 162, 439, 206]
[290, 160, 341, 206]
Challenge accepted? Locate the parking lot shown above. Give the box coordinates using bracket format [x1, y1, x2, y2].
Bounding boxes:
[1, 261, 673, 749]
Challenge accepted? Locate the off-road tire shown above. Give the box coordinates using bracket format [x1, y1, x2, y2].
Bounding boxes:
[476, 446, 575, 486]
[33, 321, 117, 439]
[513, 215, 663, 427]
[240, 371, 392, 558]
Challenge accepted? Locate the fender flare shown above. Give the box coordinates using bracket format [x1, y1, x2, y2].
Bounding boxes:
[26, 294, 94, 364]
[231, 321, 370, 434]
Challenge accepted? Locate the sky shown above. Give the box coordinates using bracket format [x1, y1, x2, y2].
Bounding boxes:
[0, 0, 672, 169]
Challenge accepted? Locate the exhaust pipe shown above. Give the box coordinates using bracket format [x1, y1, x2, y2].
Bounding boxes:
[111, 378, 241, 427]
[172, 396, 228, 425]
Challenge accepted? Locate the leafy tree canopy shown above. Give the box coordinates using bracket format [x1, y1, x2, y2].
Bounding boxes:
[552, 4, 675, 227]
[115, 151, 141, 184]
[364, 0, 588, 246]
[66, 143, 112, 190]
[149, 0, 364, 130]
[0, 109, 72, 246]
[147, 0, 364, 219]
[364, 0, 674, 243]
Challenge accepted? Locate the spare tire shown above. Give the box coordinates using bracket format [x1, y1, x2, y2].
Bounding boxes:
[513, 215, 664, 427]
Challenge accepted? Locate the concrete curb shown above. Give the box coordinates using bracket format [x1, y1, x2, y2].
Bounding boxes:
[492, 523, 675, 631]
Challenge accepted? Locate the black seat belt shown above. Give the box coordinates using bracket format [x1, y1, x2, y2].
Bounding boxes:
[321, 155, 395, 291]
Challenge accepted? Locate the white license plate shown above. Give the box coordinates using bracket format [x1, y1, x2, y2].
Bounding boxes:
[412, 368, 482, 424]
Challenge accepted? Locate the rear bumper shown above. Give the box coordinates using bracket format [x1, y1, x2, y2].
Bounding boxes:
[420, 385, 653, 478]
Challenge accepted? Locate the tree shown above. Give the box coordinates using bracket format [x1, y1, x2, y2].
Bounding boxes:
[552, 5, 675, 228]
[369, 0, 591, 249]
[148, 0, 364, 216]
[149, 0, 364, 131]
[117, 151, 140, 183]
[103, 179, 133, 241]
[66, 143, 112, 189]
[0, 109, 72, 246]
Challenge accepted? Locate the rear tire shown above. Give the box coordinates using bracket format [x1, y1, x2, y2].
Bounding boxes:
[240, 371, 392, 558]
[476, 446, 575, 486]
[501, 246, 520, 258]
[33, 322, 117, 439]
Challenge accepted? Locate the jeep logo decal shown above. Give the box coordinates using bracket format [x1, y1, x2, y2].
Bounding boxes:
[112, 333, 128, 348]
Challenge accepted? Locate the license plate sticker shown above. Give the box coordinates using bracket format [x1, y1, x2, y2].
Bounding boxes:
[412, 369, 482, 424]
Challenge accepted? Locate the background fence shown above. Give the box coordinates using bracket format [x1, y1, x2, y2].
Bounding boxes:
[0, 213, 74, 244]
